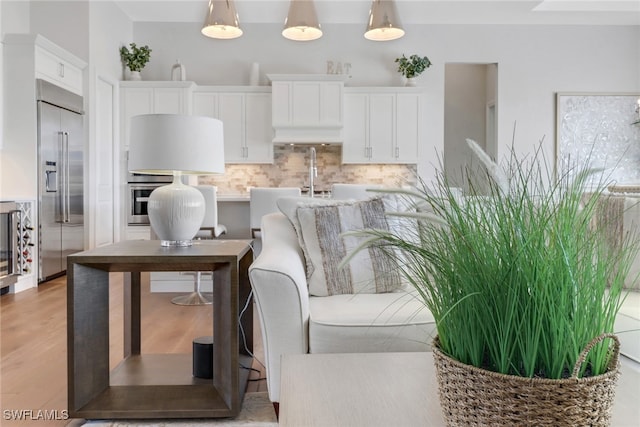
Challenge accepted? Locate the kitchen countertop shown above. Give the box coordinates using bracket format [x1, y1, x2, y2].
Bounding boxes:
[218, 193, 331, 202]
[218, 194, 250, 202]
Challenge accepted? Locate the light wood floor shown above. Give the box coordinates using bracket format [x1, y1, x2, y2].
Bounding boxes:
[0, 274, 266, 426]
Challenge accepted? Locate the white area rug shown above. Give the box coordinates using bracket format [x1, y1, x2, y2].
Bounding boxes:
[82, 393, 277, 427]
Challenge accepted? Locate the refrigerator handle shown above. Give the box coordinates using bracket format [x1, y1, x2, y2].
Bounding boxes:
[63, 131, 70, 223]
[58, 131, 67, 223]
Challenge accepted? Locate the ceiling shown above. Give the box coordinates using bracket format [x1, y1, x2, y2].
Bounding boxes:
[114, 0, 640, 26]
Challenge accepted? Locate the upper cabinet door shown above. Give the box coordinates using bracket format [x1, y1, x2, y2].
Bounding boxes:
[153, 88, 187, 114]
[195, 88, 273, 164]
[217, 93, 245, 163]
[342, 88, 423, 165]
[120, 82, 194, 150]
[342, 93, 370, 164]
[121, 88, 153, 151]
[395, 93, 421, 162]
[269, 76, 344, 143]
[368, 93, 395, 162]
[192, 92, 219, 118]
[244, 93, 273, 163]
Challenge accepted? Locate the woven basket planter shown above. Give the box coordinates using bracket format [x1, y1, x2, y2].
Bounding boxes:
[432, 334, 620, 426]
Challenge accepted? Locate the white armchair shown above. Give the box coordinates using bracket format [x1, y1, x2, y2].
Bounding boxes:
[249, 210, 436, 405]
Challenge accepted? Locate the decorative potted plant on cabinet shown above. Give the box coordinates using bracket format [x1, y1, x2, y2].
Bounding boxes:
[119, 43, 152, 81]
[344, 139, 638, 425]
[395, 54, 431, 86]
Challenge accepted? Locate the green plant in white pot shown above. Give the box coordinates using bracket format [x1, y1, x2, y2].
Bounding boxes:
[344, 139, 638, 425]
[119, 43, 152, 81]
[395, 54, 431, 86]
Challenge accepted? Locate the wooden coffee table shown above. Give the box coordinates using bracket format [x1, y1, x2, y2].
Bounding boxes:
[67, 239, 253, 419]
[279, 352, 640, 426]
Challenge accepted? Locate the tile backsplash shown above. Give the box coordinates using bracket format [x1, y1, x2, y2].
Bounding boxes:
[200, 145, 417, 194]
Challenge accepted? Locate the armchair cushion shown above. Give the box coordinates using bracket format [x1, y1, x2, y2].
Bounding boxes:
[308, 289, 435, 353]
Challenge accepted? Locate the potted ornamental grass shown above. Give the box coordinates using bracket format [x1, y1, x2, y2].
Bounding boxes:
[120, 43, 152, 80]
[344, 139, 638, 425]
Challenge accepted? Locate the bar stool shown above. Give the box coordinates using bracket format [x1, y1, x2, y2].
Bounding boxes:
[330, 183, 384, 200]
[172, 185, 226, 306]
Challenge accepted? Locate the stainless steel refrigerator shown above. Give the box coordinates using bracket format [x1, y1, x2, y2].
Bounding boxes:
[37, 79, 84, 282]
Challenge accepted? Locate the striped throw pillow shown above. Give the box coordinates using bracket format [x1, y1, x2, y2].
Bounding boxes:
[296, 197, 403, 296]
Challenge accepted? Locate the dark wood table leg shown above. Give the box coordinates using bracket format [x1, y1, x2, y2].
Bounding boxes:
[123, 271, 142, 357]
[67, 263, 110, 416]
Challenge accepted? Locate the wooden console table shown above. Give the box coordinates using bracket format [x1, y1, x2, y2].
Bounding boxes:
[66, 239, 253, 419]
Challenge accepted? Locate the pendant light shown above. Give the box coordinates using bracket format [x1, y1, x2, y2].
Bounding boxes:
[282, 0, 322, 41]
[201, 0, 243, 39]
[364, 0, 405, 41]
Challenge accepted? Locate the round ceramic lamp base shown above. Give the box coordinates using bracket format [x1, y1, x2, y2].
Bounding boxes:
[148, 177, 205, 247]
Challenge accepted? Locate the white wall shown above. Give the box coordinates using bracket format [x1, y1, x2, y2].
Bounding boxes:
[30, 1, 89, 60]
[132, 22, 640, 184]
[1, 1, 29, 34]
[444, 63, 488, 189]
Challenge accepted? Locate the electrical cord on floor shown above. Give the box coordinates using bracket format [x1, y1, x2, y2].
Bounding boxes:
[239, 364, 265, 381]
[239, 280, 266, 371]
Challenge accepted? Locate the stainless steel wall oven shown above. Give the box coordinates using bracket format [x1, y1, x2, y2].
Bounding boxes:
[126, 151, 175, 226]
[0, 202, 22, 290]
[128, 184, 162, 225]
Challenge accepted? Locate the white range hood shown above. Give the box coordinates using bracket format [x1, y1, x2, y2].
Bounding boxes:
[268, 74, 346, 144]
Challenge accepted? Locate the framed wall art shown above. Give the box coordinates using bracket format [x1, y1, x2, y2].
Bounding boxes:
[556, 93, 640, 188]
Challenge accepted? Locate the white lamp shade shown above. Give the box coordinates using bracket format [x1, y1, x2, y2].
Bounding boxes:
[128, 114, 225, 175]
[282, 0, 323, 41]
[364, 0, 405, 41]
[201, 0, 243, 39]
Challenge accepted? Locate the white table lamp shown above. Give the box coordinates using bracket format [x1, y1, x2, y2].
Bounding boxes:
[128, 114, 225, 247]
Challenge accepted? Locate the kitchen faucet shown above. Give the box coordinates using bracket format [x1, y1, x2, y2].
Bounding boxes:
[309, 147, 317, 198]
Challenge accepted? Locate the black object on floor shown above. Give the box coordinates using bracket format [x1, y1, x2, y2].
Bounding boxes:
[193, 336, 214, 379]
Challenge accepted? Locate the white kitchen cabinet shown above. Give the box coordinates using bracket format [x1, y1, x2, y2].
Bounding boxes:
[395, 93, 422, 163]
[342, 93, 369, 162]
[192, 87, 272, 164]
[342, 88, 423, 164]
[268, 74, 345, 144]
[35, 44, 83, 96]
[120, 81, 194, 150]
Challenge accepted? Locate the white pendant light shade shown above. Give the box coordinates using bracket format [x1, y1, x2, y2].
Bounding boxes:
[282, 0, 322, 41]
[202, 0, 243, 39]
[364, 0, 405, 41]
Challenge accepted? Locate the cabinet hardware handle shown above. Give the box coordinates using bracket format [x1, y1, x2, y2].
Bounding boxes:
[59, 63, 65, 78]
[395, 147, 399, 158]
